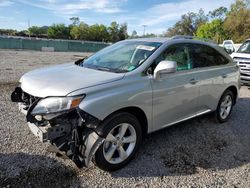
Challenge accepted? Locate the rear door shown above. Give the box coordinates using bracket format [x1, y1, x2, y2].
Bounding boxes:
[187, 43, 230, 112]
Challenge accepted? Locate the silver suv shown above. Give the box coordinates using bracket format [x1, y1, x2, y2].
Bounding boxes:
[11, 36, 240, 171]
[231, 39, 250, 85]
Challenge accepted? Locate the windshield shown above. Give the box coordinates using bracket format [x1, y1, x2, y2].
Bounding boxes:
[81, 41, 162, 73]
[224, 41, 232, 45]
[237, 41, 250, 54]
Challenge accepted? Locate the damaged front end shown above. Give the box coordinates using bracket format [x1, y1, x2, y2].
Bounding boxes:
[11, 87, 104, 168]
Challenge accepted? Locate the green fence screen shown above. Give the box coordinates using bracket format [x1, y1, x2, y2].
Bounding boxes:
[0, 37, 110, 52]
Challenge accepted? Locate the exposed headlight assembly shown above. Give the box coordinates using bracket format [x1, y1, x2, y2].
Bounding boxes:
[31, 95, 85, 115]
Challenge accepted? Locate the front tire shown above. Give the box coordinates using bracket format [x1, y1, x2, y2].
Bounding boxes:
[95, 112, 142, 171]
[215, 90, 234, 123]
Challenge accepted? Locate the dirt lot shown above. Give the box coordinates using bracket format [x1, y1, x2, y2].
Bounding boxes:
[0, 50, 249, 188]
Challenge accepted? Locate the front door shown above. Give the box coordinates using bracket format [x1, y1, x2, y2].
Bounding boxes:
[151, 43, 200, 131]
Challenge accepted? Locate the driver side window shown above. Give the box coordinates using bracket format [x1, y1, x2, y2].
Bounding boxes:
[155, 44, 192, 71]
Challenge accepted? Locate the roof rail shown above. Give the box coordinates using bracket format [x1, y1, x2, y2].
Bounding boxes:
[171, 35, 194, 40]
[171, 35, 217, 44]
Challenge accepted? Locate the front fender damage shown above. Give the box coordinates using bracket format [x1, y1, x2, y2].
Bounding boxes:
[32, 109, 105, 168]
[48, 131, 104, 168]
[11, 87, 104, 168]
[43, 109, 105, 168]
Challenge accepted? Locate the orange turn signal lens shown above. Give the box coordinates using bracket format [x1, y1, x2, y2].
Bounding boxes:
[70, 98, 82, 108]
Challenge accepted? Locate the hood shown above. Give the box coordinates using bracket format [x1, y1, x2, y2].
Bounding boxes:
[21, 63, 125, 98]
[231, 52, 250, 59]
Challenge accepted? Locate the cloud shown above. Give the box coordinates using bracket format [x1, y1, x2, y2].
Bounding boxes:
[0, 0, 13, 7]
[138, 0, 235, 27]
[17, 0, 125, 15]
[5, 0, 236, 34]
[121, 0, 235, 34]
[0, 16, 15, 25]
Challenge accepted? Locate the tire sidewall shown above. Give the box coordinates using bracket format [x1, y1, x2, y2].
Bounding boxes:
[95, 112, 142, 171]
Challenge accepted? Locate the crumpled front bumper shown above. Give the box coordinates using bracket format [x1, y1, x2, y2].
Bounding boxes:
[11, 87, 104, 168]
[26, 120, 104, 168]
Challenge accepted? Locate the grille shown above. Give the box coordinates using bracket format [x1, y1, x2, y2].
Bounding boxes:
[234, 57, 250, 72]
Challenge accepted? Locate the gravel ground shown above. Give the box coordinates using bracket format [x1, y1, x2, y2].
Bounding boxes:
[0, 50, 249, 188]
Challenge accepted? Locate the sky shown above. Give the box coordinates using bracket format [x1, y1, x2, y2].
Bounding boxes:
[0, 0, 235, 35]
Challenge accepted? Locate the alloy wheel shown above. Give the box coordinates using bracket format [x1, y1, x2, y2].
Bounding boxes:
[219, 95, 233, 119]
[103, 123, 137, 164]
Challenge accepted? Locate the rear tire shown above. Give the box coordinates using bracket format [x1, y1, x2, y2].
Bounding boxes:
[215, 90, 234, 123]
[95, 112, 142, 171]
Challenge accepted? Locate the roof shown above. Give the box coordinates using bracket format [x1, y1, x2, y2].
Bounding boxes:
[127, 37, 170, 43]
[127, 35, 217, 45]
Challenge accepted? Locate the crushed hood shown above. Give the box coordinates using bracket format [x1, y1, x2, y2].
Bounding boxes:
[21, 63, 125, 98]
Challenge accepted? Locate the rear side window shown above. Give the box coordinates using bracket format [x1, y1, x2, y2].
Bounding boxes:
[188, 44, 229, 68]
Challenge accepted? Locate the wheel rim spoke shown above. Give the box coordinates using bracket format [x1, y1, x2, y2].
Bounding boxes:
[123, 135, 136, 143]
[224, 109, 228, 116]
[226, 101, 232, 107]
[105, 145, 116, 161]
[119, 124, 128, 138]
[118, 146, 128, 160]
[106, 133, 117, 142]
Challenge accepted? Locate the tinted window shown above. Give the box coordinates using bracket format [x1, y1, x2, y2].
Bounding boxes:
[188, 44, 228, 68]
[237, 41, 250, 54]
[155, 44, 192, 71]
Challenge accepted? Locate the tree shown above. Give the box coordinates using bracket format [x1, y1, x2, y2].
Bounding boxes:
[108, 21, 120, 42]
[88, 24, 109, 42]
[118, 23, 128, 40]
[70, 22, 89, 40]
[196, 19, 227, 43]
[144, 33, 157, 38]
[165, 9, 208, 37]
[0, 29, 17, 36]
[70, 17, 80, 26]
[223, 0, 250, 42]
[107, 21, 129, 42]
[28, 26, 48, 37]
[208, 7, 228, 20]
[47, 24, 70, 39]
[131, 30, 138, 38]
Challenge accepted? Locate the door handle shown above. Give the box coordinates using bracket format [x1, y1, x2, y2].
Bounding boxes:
[222, 73, 228, 78]
[189, 78, 198, 84]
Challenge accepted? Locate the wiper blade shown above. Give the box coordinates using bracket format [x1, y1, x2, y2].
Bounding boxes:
[96, 66, 112, 71]
[99, 67, 128, 73]
[82, 64, 128, 73]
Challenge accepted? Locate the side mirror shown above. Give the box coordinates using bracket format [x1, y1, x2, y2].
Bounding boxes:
[75, 57, 87, 65]
[225, 48, 233, 54]
[154, 60, 177, 80]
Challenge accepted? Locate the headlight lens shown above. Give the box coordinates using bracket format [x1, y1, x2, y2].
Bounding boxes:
[31, 95, 85, 115]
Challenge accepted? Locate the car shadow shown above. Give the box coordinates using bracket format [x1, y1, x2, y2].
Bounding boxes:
[0, 152, 80, 188]
[111, 97, 250, 178]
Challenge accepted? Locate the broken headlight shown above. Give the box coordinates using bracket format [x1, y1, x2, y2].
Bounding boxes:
[31, 95, 85, 115]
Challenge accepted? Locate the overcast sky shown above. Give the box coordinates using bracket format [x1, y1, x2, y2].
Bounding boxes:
[0, 0, 235, 35]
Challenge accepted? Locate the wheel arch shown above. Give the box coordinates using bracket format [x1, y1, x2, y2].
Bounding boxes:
[225, 85, 238, 105]
[97, 106, 148, 139]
